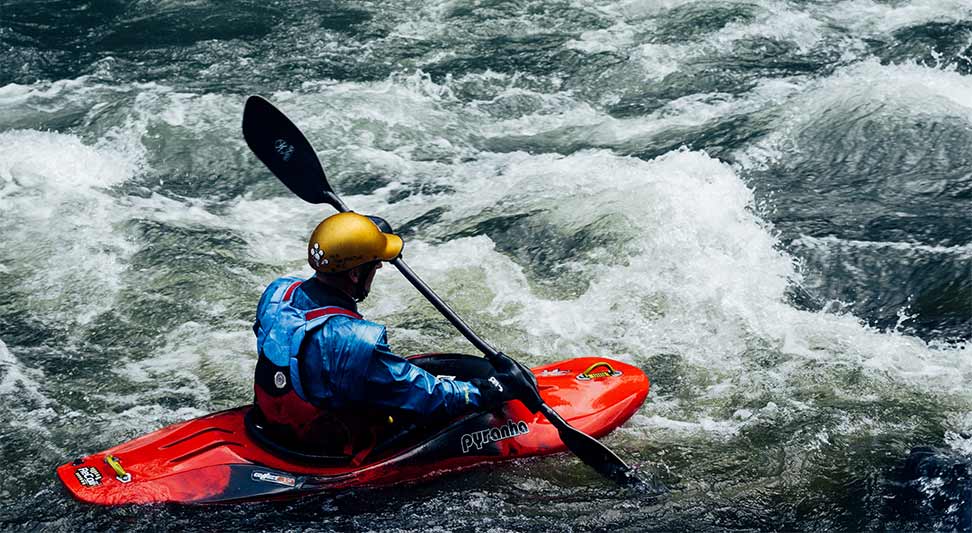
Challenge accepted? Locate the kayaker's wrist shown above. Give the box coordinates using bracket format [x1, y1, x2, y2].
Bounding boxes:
[470, 376, 514, 408]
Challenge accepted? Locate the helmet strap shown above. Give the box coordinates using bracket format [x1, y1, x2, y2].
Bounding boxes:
[349, 262, 378, 302]
[351, 276, 370, 302]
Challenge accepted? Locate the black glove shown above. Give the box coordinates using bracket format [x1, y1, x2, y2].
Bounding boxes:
[471, 352, 543, 413]
[470, 373, 517, 409]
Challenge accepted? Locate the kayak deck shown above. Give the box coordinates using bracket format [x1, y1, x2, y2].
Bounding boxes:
[57, 356, 649, 505]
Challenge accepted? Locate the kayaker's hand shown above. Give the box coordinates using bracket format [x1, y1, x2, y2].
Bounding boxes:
[470, 374, 517, 408]
[484, 352, 544, 413]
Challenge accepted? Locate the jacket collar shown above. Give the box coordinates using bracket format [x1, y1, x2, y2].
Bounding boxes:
[299, 276, 359, 315]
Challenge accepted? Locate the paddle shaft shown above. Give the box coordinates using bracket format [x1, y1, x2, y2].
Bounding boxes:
[325, 191, 350, 213]
[392, 258, 501, 361]
[327, 193, 501, 361]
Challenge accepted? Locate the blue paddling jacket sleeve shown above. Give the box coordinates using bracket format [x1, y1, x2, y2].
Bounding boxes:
[301, 316, 485, 417]
[364, 331, 484, 417]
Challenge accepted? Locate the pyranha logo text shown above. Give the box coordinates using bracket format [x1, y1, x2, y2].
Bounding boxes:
[461, 419, 529, 453]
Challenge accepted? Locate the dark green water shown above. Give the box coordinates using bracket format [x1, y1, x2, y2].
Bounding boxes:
[1, 0, 970, 531]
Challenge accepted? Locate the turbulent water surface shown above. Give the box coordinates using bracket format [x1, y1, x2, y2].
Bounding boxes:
[1, 0, 971, 531]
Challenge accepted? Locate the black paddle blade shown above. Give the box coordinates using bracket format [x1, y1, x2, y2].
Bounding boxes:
[540, 405, 643, 486]
[242, 95, 332, 205]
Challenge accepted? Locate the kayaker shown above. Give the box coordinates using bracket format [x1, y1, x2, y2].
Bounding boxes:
[252, 212, 532, 455]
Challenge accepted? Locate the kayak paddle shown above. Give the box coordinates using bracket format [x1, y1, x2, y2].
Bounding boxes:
[242, 95, 641, 486]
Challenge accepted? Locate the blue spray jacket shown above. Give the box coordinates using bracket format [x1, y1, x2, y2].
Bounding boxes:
[254, 276, 484, 418]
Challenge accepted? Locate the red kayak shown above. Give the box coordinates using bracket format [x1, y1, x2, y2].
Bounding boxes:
[57, 354, 649, 505]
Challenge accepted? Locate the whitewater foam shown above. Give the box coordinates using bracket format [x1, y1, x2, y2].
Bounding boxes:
[0, 129, 143, 327]
[734, 58, 972, 174]
[828, 0, 972, 35]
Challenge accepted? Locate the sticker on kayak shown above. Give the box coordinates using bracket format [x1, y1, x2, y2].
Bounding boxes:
[251, 471, 297, 487]
[461, 419, 529, 453]
[538, 368, 570, 377]
[576, 362, 623, 381]
[74, 466, 103, 487]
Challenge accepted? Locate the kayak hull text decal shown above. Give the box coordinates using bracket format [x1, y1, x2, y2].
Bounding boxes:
[461, 419, 530, 453]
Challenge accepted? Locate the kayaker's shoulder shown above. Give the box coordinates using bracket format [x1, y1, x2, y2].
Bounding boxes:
[271, 275, 305, 287]
[258, 276, 304, 296]
[320, 314, 386, 344]
[323, 313, 383, 329]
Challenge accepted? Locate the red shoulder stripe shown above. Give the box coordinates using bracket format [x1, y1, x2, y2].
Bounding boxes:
[283, 281, 303, 301]
[306, 306, 362, 321]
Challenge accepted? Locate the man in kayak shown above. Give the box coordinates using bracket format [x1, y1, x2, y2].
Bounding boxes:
[252, 212, 532, 456]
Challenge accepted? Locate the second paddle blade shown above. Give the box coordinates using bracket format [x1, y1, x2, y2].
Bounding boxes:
[540, 405, 643, 487]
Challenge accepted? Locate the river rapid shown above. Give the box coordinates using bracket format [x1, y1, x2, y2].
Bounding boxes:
[1, 0, 970, 531]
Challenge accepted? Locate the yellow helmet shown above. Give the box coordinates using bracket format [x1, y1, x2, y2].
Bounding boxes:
[307, 212, 404, 273]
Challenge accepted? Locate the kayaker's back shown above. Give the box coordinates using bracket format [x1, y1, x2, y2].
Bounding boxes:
[252, 276, 385, 456]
